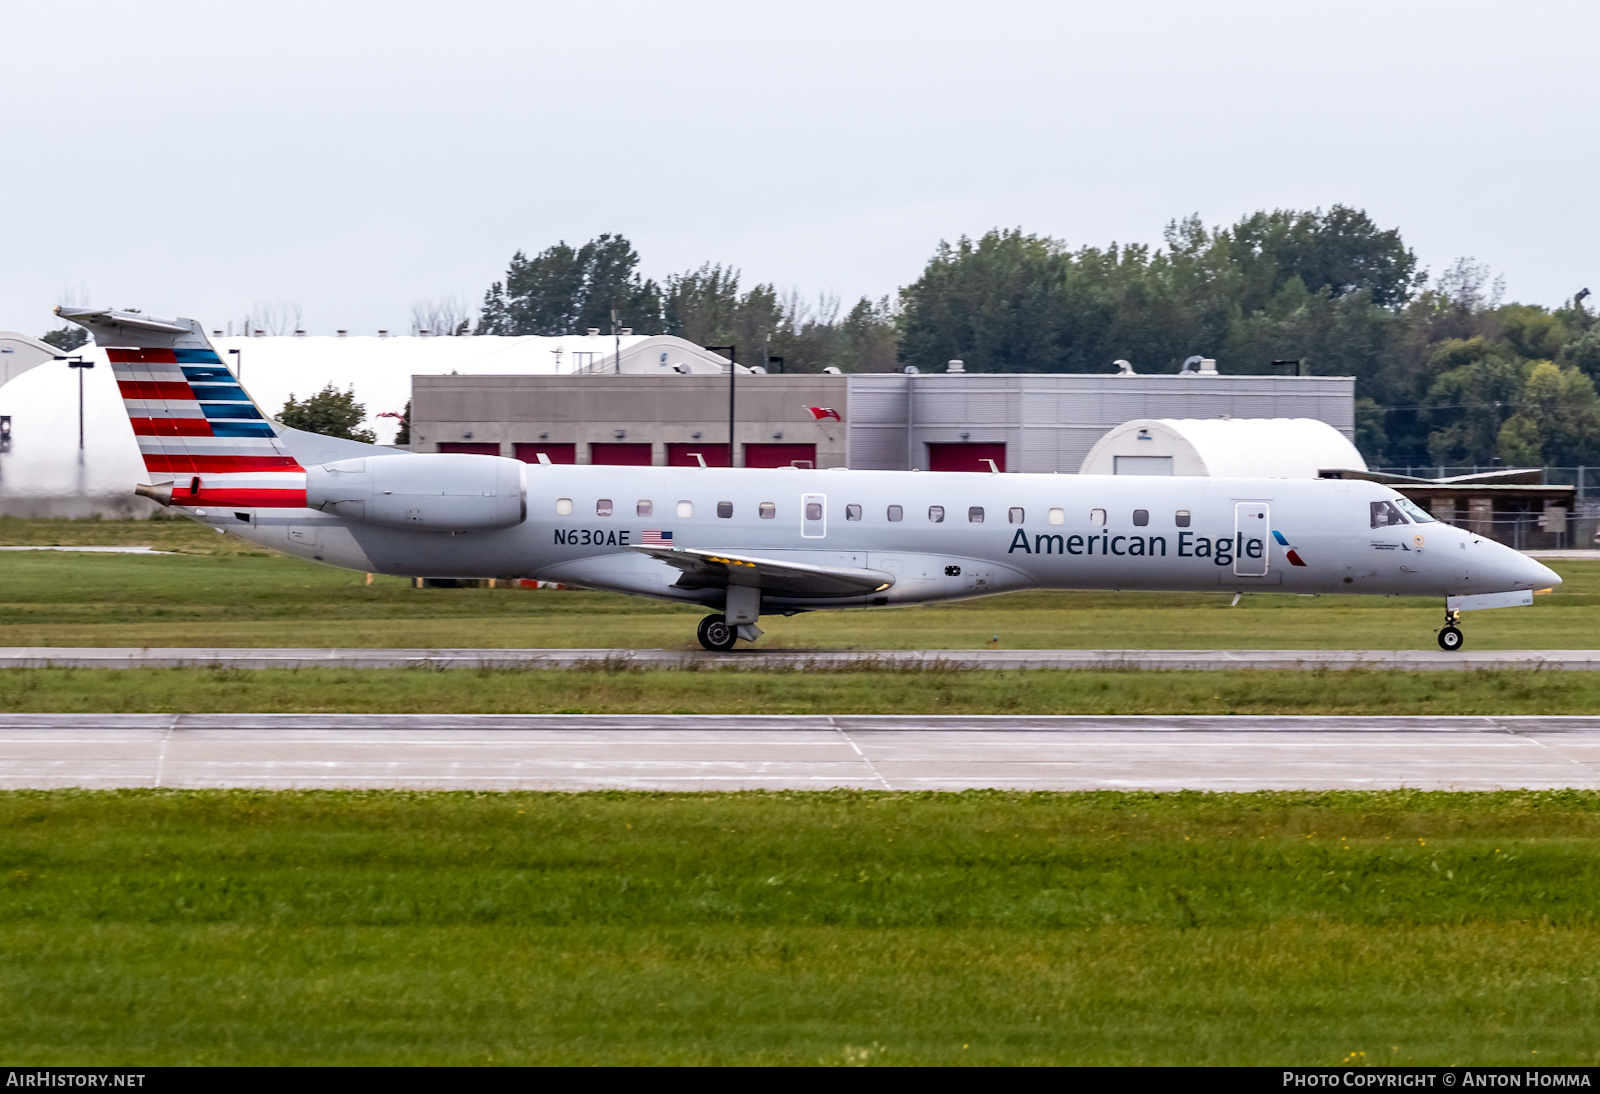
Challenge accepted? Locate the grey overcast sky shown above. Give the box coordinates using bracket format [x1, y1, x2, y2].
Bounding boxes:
[1, 0, 1594, 337]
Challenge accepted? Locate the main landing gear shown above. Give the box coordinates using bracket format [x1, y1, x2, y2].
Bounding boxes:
[696, 614, 737, 652]
[1437, 608, 1464, 652]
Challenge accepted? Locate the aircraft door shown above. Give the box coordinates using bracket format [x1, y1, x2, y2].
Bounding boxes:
[801, 493, 826, 539]
[1234, 502, 1269, 576]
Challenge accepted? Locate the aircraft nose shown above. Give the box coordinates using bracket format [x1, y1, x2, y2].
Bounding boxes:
[1527, 556, 1562, 591]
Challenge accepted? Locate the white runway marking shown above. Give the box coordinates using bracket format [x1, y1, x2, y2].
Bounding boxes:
[0, 546, 172, 554]
[3, 714, 1599, 792]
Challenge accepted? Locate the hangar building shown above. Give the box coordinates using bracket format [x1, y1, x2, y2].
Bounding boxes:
[413, 361, 1358, 473]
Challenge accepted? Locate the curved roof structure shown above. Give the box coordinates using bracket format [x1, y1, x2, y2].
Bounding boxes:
[1078, 417, 1366, 479]
[0, 331, 64, 387]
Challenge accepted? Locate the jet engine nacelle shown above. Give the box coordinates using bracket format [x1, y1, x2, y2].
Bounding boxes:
[305, 454, 526, 531]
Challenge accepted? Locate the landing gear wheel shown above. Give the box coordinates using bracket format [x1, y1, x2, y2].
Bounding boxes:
[1438, 625, 1465, 652]
[697, 614, 737, 652]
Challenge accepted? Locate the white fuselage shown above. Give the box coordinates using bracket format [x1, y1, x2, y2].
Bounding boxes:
[181, 464, 1559, 613]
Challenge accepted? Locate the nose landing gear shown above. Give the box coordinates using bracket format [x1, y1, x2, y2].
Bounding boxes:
[1437, 608, 1464, 652]
[696, 614, 738, 652]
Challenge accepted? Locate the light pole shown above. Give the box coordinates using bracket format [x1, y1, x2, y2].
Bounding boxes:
[55, 355, 94, 449]
[227, 347, 242, 381]
[705, 345, 736, 466]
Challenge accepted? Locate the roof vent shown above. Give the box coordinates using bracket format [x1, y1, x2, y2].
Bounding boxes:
[904, 365, 920, 375]
[294, 329, 306, 337]
[1114, 358, 1135, 375]
[620, 327, 633, 335]
[1179, 355, 1218, 376]
[587, 327, 600, 336]
[946, 359, 964, 374]
[822, 366, 842, 375]
[378, 330, 389, 338]
[337, 330, 348, 338]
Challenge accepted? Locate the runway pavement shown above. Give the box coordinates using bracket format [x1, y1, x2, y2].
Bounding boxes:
[5, 647, 1600, 670]
[5, 713, 1600, 792]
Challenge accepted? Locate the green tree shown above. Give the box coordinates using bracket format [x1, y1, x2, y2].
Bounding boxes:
[1496, 414, 1543, 466]
[1353, 397, 1389, 463]
[1499, 361, 1600, 465]
[1424, 354, 1526, 465]
[40, 326, 88, 352]
[479, 234, 662, 336]
[836, 295, 900, 372]
[662, 263, 743, 346]
[280, 385, 376, 443]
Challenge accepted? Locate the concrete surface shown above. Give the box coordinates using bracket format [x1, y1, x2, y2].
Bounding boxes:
[4, 714, 1599, 792]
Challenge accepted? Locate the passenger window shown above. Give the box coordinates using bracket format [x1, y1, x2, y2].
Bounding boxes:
[556, 498, 573, 516]
[1048, 507, 1064, 525]
[759, 502, 775, 520]
[845, 504, 862, 521]
[929, 505, 945, 523]
[1133, 509, 1149, 527]
[717, 501, 733, 518]
[596, 499, 613, 517]
[1009, 507, 1024, 524]
[677, 501, 693, 518]
[805, 502, 823, 520]
[1175, 510, 1191, 528]
[968, 506, 984, 523]
[1090, 508, 1106, 526]
[888, 505, 903, 522]
[637, 500, 652, 517]
[1370, 500, 1408, 528]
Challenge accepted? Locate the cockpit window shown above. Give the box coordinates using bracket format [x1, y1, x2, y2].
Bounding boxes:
[1370, 500, 1409, 528]
[1393, 496, 1435, 524]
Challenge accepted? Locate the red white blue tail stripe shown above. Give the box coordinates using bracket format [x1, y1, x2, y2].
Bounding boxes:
[109, 346, 307, 508]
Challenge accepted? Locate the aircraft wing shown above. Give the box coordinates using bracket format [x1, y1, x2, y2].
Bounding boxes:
[629, 546, 895, 598]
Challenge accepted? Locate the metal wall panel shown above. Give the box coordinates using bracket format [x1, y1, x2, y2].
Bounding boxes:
[840, 372, 1355, 471]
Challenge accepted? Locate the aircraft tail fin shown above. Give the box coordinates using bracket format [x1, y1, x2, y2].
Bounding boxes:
[54, 306, 308, 509]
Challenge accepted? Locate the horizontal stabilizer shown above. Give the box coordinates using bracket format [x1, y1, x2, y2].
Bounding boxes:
[54, 306, 206, 348]
[630, 546, 895, 598]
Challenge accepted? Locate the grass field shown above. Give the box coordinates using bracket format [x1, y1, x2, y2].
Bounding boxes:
[0, 518, 1594, 650]
[4, 663, 1600, 714]
[3, 788, 1599, 1065]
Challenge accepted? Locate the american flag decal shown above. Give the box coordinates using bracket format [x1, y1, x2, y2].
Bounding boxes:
[641, 530, 673, 544]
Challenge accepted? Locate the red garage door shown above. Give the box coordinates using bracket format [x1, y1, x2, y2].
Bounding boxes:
[744, 443, 816, 468]
[589, 442, 653, 466]
[513, 443, 576, 464]
[437, 442, 500, 456]
[927, 442, 1006, 472]
[666, 442, 731, 467]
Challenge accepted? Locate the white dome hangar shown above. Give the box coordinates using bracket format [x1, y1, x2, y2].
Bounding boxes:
[1078, 417, 1366, 479]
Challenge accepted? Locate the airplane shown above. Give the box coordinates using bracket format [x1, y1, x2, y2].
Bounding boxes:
[56, 306, 1561, 653]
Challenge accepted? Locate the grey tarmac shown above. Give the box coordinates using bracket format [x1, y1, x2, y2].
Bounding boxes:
[4, 714, 1600, 792]
[5, 647, 1600, 670]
